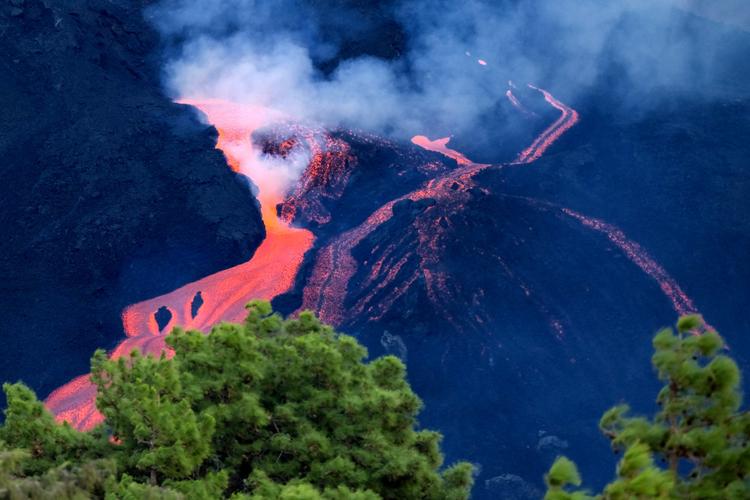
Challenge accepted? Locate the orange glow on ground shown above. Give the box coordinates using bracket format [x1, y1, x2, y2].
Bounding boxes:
[307, 85, 703, 340]
[307, 86, 580, 329]
[46, 85, 706, 430]
[514, 84, 579, 164]
[46, 99, 314, 430]
[410, 136, 477, 165]
[561, 208, 700, 318]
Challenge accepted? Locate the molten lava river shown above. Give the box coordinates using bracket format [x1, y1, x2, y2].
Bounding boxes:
[46, 100, 314, 430]
[46, 84, 705, 430]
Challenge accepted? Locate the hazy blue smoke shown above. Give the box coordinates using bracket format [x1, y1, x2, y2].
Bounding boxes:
[147, 0, 748, 137]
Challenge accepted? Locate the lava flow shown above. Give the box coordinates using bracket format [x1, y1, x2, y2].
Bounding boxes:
[46, 83, 706, 429]
[46, 99, 314, 430]
[410, 136, 479, 165]
[302, 85, 581, 330]
[561, 208, 698, 316]
[299, 164, 483, 327]
[514, 85, 579, 164]
[303, 84, 704, 340]
[506, 89, 536, 118]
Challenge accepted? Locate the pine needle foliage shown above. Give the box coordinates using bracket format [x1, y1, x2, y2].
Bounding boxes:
[0, 301, 473, 499]
[544, 315, 750, 499]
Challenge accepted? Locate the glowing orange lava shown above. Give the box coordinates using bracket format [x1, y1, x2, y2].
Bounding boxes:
[305, 86, 580, 329]
[305, 84, 704, 340]
[505, 89, 522, 109]
[301, 134, 492, 325]
[410, 136, 478, 165]
[561, 208, 699, 317]
[46, 99, 314, 430]
[46, 84, 707, 430]
[514, 84, 579, 164]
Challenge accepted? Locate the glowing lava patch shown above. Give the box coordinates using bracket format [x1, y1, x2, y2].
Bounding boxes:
[46, 84, 707, 430]
[411, 136, 477, 165]
[46, 99, 314, 430]
[514, 85, 579, 164]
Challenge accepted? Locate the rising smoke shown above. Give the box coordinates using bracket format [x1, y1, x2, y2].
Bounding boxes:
[147, 0, 748, 149]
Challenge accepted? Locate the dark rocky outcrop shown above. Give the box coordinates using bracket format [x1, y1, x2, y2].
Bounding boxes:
[0, 0, 264, 398]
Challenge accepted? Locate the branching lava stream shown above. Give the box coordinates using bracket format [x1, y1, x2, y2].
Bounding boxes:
[45, 100, 314, 430]
[46, 85, 705, 430]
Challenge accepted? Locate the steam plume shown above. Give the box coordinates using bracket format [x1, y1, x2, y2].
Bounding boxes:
[148, 0, 748, 160]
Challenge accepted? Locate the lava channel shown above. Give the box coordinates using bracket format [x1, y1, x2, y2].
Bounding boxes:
[410, 136, 481, 166]
[303, 85, 582, 329]
[514, 84, 579, 164]
[304, 84, 703, 339]
[46, 99, 314, 430]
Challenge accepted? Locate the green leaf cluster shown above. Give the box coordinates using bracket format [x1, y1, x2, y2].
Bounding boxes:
[544, 315, 750, 499]
[0, 301, 473, 499]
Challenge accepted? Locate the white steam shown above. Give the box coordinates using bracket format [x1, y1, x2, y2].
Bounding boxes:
[150, 0, 748, 138]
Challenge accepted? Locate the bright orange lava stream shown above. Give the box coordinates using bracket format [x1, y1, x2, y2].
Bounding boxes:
[46, 99, 314, 430]
[514, 84, 579, 164]
[410, 136, 477, 165]
[45, 85, 707, 429]
[399, 85, 702, 339]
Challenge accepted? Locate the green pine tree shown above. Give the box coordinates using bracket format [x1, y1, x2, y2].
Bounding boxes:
[544, 315, 750, 499]
[90, 349, 214, 484]
[0, 301, 474, 499]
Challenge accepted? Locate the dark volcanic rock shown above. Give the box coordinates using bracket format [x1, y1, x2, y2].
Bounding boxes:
[269, 84, 750, 497]
[279, 128, 457, 234]
[271, 128, 458, 312]
[0, 1, 263, 398]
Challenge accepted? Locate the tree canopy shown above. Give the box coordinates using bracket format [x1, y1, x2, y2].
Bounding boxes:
[544, 315, 750, 499]
[0, 300, 473, 499]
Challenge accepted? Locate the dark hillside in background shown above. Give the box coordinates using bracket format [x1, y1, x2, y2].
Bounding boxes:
[0, 0, 264, 400]
[271, 91, 750, 495]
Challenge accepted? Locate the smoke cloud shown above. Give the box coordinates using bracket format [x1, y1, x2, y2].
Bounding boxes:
[147, 0, 749, 143]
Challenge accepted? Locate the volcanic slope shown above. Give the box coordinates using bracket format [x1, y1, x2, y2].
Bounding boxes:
[0, 1, 264, 400]
[270, 82, 749, 498]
